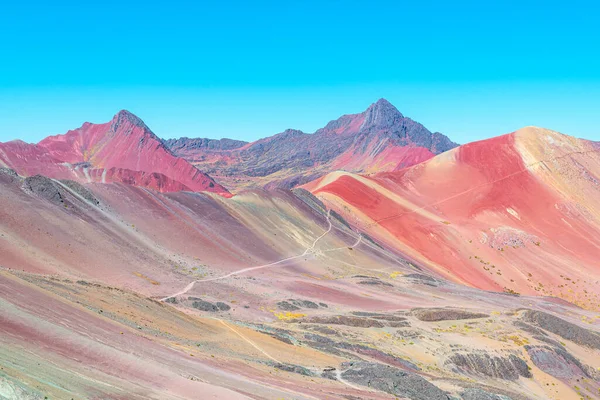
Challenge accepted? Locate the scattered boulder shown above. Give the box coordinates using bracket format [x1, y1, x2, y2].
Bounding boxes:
[521, 310, 600, 349]
[445, 353, 532, 380]
[215, 302, 231, 311]
[413, 308, 489, 322]
[165, 297, 178, 304]
[340, 362, 448, 400]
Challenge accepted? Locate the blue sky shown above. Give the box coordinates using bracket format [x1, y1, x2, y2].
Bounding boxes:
[1, 0, 599, 143]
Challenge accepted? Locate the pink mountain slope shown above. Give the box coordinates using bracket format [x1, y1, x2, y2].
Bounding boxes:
[0, 111, 230, 196]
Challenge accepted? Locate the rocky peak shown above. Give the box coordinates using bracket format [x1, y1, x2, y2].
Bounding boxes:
[280, 129, 306, 138]
[360, 98, 404, 132]
[110, 110, 153, 137]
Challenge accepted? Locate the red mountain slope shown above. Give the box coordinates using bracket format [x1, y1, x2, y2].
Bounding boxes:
[306, 127, 600, 310]
[0, 111, 230, 196]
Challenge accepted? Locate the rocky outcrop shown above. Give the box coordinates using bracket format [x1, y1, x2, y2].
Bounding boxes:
[521, 310, 600, 349]
[413, 308, 489, 322]
[59, 180, 99, 205]
[352, 276, 394, 287]
[23, 175, 64, 204]
[272, 363, 314, 376]
[303, 315, 385, 328]
[404, 273, 440, 286]
[525, 345, 589, 379]
[461, 388, 513, 400]
[445, 353, 532, 380]
[188, 297, 230, 312]
[291, 188, 327, 213]
[340, 361, 448, 400]
[0, 168, 20, 184]
[303, 333, 418, 370]
[276, 299, 324, 311]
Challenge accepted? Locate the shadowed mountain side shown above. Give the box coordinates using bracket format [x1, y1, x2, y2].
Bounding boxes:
[165, 99, 458, 192]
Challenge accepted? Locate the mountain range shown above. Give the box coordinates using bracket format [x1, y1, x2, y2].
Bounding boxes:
[2, 100, 600, 400]
[0, 110, 230, 196]
[164, 98, 457, 191]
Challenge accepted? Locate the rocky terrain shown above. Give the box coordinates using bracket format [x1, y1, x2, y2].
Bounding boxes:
[1, 161, 600, 399]
[164, 99, 458, 191]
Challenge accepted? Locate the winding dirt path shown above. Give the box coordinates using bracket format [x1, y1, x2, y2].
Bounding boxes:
[161, 210, 333, 301]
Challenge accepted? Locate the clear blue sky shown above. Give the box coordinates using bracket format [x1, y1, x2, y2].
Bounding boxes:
[1, 0, 599, 144]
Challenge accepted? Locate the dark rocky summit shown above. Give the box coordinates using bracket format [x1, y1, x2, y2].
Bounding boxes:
[165, 99, 458, 190]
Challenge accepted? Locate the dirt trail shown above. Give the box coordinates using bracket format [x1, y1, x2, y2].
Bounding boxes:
[161, 210, 333, 301]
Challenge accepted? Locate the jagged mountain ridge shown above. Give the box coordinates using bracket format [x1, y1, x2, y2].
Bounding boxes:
[164, 99, 458, 191]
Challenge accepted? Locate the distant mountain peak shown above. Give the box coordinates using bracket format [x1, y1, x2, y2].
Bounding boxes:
[368, 98, 402, 115]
